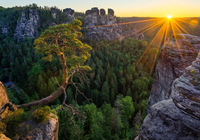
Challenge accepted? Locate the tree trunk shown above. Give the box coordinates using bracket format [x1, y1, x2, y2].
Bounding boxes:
[18, 83, 68, 108]
[18, 52, 68, 109]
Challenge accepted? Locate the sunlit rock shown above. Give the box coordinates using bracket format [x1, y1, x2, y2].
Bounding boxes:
[0, 82, 9, 119]
[84, 7, 145, 41]
[148, 34, 200, 111]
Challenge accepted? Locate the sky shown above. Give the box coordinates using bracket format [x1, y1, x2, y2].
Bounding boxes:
[1, 0, 200, 17]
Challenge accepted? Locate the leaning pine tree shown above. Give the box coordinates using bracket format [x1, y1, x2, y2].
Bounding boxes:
[0, 19, 92, 118]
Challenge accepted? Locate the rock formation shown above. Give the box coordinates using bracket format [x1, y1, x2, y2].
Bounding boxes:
[63, 8, 75, 21]
[138, 99, 200, 140]
[0, 82, 9, 119]
[0, 21, 8, 35]
[14, 9, 39, 41]
[0, 134, 11, 140]
[137, 52, 200, 139]
[148, 34, 200, 110]
[84, 7, 145, 41]
[18, 113, 59, 140]
[0, 81, 59, 140]
[172, 52, 200, 118]
[51, 8, 60, 19]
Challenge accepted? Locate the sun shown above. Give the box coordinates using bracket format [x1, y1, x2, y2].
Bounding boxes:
[167, 15, 172, 19]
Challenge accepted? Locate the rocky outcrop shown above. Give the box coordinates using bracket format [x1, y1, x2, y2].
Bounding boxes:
[51, 8, 60, 19]
[84, 7, 145, 41]
[137, 42, 200, 140]
[14, 9, 39, 41]
[0, 81, 59, 140]
[148, 34, 200, 110]
[63, 8, 75, 22]
[138, 99, 200, 140]
[0, 82, 9, 119]
[0, 134, 11, 140]
[0, 21, 8, 35]
[51, 8, 75, 26]
[172, 52, 200, 118]
[18, 113, 59, 140]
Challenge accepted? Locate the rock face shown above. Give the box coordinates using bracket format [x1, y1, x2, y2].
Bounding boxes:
[137, 40, 200, 140]
[84, 7, 145, 41]
[63, 8, 75, 21]
[51, 8, 60, 19]
[51, 8, 75, 25]
[0, 21, 8, 35]
[138, 99, 200, 140]
[0, 134, 11, 140]
[148, 34, 200, 109]
[0, 82, 9, 118]
[172, 52, 200, 118]
[19, 113, 59, 140]
[14, 9, 39, 41]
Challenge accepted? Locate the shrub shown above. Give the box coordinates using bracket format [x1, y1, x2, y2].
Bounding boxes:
[32, 106, 51, 123]
[0, 122, 6, 134]
[1, 109, 29, 138]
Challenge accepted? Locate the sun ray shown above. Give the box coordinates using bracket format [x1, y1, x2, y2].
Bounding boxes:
[146, 20, 168, 76]
[134, 19, 167, 38]
[83, 18, 162, 29]
[134, 19, 168, 73]
[171, 19, 199, 65]
[170, 19, 188, 69]
[133, 20, 168, 97]
[92, 19, 167, 52]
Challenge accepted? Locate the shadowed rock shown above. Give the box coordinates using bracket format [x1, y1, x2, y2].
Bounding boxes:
[138, 99, 200, 140]
[91, 7, 99, 16]
[108, 8, 114, 16]
[14, 9, 39, 41]
[172, 52, 200, 118]
[51, 8, 60, 19]
[86, 10, 91, 15]
[100, 9, 105, 16]
[63, 8, 74, 16]
[63, 8, 75, 21]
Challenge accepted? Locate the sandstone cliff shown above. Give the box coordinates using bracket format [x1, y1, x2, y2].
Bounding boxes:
[138, 52, 200, 140]
[0, 82, 9, 119]
[0, 21, 8, 35]
[63, 8, 75, 22]
[84, 7, 145, 41]
[137, 35, 200, 139]
[51, 8, 75, 25]
[0, 82, 59, 140]
[148, 34, 200, 109]
[17, 113, 59, 140]
[14, 9, 39, 41]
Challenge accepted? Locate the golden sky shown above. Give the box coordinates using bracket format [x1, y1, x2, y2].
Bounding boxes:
[2, 0, 200, 17]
